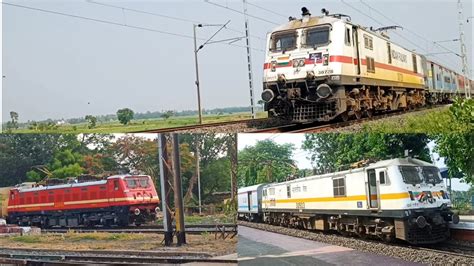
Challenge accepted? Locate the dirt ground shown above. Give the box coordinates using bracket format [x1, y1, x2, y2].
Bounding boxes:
[0, 232, 237, 256]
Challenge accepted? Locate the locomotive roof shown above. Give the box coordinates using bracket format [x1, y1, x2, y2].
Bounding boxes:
[238, 184, 265, 193]
[269, 14, 470, 80]
[13, 175, 150, 193]
[266, 158, 436, 186]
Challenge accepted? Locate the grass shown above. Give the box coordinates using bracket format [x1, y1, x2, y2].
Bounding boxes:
[10, 112, 268, 133]
[11, 232, 147, 244]
[360, 106, 471, 134]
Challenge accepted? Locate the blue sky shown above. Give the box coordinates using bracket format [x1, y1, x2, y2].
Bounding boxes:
[2, 0, 472, 122]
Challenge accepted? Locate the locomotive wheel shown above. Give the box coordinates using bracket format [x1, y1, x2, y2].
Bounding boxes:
[340, 112, 349, 122]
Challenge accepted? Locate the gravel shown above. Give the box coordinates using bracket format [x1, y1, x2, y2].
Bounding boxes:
[238, 221, 474, 265]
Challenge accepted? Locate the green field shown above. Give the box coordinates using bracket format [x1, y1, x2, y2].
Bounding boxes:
[10, 112, 268, 134]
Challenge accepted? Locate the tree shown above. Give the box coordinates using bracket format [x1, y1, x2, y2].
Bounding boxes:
[302, 134, 431, 173]
[0, 134, 65, 186]
[433, 133, 474, 185]
[85, 115, 97, 129]
[116, 108, 134, 125]
[238, 139, 296, 187]
[161, 111, 174, 120]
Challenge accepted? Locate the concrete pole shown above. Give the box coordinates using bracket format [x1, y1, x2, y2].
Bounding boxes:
[172, 134, 186, 245]
[193, 25, 203, 124]
[158, 134, 173, 246]
[243, 0, 256, 119]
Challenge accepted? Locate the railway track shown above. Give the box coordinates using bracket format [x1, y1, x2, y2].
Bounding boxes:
[0, 248, 236, 265]
[135, 118, 269, 133]
[42, 223, 237, 235]
[249, 105, 449, 133]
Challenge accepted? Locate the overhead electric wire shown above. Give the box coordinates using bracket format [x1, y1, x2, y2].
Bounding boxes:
[204, 0, 280, 26]
[341, 0, 458, 71]
[87, 0, 266, 41]
[246, 1, 288, 19]
[3, 2, 264, 52]
[359, 0, 463, 63]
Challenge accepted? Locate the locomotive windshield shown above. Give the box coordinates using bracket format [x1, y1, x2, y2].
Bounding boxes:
[399, 166, 442, 185]
[398, 166, 422, 185]
[271, 31, 297, 52]
[125, 177, 150, 189]
[304, 26, 330, 48]
[421, 167, 442, 184]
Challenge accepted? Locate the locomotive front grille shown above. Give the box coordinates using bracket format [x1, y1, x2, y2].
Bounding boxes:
[280, 101, 338, 122]
[406, 224, 449, 244]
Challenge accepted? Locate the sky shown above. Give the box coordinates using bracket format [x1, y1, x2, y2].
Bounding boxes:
[238, 133, 472, 191]
[2, 0, 473, 122]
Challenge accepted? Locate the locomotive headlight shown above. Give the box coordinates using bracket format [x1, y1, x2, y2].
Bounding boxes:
[262, 89, 275, 103]
[292, 59, 305, 68]
[316, 83, 332, 98]
[134, 208, 141, 216]
[155, 207, 161, 213]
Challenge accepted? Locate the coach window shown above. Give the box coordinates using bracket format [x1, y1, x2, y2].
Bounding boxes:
[345, 27, 351, 46]
[287, 185, 291, 198]
[412, 54, 418, 73]
[364, 34, 373, 50]
[333, 177, 346, 197]
[366, 57, 375, 73]
[387, 43, 392, 64]
[269, 187, 275, 196]
[263, 189, 267, 197]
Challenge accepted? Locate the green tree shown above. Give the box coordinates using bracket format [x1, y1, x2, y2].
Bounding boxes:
[302, 133, 431, 172]
[433, 133, 474, 185]
[26, 149, 85, 180]
[85, 115, 97, 129]
[238, 139, 296, 187]
[161, 110, 174, 120]
[116, 108, 134, 125]
[0, 134, 65, 186]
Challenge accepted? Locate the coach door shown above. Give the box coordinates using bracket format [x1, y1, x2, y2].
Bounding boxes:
[366, 169, 380, 209]
[247, 191, 252, 211]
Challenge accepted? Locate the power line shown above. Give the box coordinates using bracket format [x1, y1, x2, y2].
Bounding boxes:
[3, 2, 264, 52]
[246, 1, 288, 19]
[359, 0, 463, 66]
[341, 0, 459, 71]
[204, 0, 280, 26]
[87, 0, 266, 41]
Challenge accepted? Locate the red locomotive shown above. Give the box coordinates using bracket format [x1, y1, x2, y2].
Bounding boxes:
[6, 175, 160, 227]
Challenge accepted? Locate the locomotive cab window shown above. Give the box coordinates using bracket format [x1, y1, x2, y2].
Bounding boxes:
[379, 171, 387, 185]
[114, 180, 119, 191]
[271, 31, 297, 52]
[333, 177, 346, 197]
[387, 43, 392, 64]
[304, 26, 330, 48]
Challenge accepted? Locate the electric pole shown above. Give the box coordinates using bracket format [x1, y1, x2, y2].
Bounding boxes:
[195, 138, 202, 215]
[158, 134, 173, 246]
[243, 0, 256, 119]
[172, 134, 186, 245]
[458, 0, 471, 98]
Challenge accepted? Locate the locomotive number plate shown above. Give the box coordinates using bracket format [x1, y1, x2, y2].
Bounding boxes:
[296, 202, 305, 209]
[318, 69, 334, 75]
